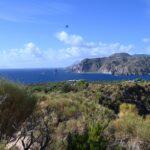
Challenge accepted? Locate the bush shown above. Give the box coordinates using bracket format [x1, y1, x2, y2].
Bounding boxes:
[67, 123, 108, 150]
[107, 103, 150, 149]
[119, 103, 138, 117]
[61, 83, 75, 93]
[0, 80, 36, 138]
[98, 82, 150, 115]
[67, 132, 89, 150]
[75, 80, 89, 90]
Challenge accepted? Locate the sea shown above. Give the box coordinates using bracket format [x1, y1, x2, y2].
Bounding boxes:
[0, 68, 150, 84]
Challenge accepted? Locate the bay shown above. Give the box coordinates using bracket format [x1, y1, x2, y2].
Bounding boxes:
[0, 68, 150, 84]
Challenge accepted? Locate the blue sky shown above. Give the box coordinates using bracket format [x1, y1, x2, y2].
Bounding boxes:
[0, 0, 150, 68]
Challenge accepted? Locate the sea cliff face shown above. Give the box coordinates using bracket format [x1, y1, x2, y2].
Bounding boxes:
[69, 53, 150, 75]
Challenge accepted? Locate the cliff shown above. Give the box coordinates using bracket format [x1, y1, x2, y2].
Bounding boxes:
[69, 53, 150, 75]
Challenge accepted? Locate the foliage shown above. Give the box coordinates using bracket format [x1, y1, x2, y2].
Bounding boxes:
[2, 80, 150, 149]
[0, 80, 36, 138]
[107, 103, 150, 149]
[98, 81, 150, 115]
[28, 80, 89, 94]
[67, 123, 108, 150]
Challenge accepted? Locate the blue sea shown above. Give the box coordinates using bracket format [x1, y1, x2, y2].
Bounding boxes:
[0, 68, 150, 84]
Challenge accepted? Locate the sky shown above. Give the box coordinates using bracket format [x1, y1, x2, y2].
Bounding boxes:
[0, 0, 150, 68]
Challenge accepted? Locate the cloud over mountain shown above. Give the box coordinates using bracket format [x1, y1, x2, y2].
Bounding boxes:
[0, 31, 135, 68]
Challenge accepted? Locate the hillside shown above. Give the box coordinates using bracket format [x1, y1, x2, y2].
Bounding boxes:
[1, 80, 150, 149]
[69, 53, 150, 75]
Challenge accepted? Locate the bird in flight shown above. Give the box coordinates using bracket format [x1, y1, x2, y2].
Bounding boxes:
[65, 25, 69, 28]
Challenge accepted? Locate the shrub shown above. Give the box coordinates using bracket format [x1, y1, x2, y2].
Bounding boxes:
[0, 80, 36, 138]
[88, 123, 108, 150]
[67, 132, 89, 150]
[75, 80, 89, 90]
[119, 103, 138, 117]
[61, 83, 75, 93]
[67, 123, 108, 150]
[107, 103, 150, 149]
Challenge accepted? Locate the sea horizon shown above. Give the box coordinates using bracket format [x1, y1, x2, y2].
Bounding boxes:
[0, 68, 150, 84]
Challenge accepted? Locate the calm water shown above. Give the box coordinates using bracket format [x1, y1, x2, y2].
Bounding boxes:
[0, 68, 150, 84]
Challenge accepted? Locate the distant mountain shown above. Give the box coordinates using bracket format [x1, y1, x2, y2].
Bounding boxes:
[68, 53, 150, 75]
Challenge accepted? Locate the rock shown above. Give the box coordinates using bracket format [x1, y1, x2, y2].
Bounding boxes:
[68, 53, 150, 75]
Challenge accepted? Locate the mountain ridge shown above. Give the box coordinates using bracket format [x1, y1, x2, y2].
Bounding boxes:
[68, 53, 150, 75]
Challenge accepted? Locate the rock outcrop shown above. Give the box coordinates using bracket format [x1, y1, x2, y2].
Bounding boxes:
[68, 53, 150, 75]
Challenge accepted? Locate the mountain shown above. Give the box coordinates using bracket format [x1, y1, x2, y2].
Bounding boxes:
[68, 53, 150, 75]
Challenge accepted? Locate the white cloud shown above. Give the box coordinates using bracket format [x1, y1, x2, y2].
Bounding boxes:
[55, 31, 83, 46]
[0, 42, 44, 68]
[0, 31, 135, 68]
[143, 38, 150, 43]
[23, 42, 42, 57]
[56, 31, 134, 57]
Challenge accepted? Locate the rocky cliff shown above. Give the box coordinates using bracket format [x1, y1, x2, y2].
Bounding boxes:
[68, 53, 150, 75]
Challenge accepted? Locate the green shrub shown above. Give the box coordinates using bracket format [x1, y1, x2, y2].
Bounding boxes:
[75, 80, 89, 90]
[88, 123, 108, 150]
[0, 80, 36, 138]
[61, 83, 75, 93]
[67, 132, 89, 150]
[67, 123, 108, 150]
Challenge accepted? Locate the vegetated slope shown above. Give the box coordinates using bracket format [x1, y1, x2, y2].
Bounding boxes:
[97, 81, 150, 115]
[69, 53, 150, 75]
[1, 80, 150, 149]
